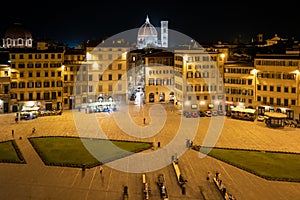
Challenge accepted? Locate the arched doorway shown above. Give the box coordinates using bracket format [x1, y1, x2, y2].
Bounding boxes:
[98, 96, 104, 102]
[159, 92, 165, 102]
[169, 91, 174, 102]
[149, 93, 155, 103]
[107, 96, 113, 102]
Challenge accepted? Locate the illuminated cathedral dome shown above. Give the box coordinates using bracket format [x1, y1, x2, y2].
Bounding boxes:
[4, 23, 32, 39]
[137, 16, 158, 49]
[2, 23, 33, 48]
[138, 16, 158, 37]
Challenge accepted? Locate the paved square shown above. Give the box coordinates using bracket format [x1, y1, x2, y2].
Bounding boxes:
[1, 104, 300, 200]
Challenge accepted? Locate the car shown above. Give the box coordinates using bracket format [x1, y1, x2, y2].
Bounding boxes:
[226, 111, 231, 117]
[204, 110, 212, 117]
[217, 110, 225, 116]
[212, 110, 218, 116]
[198, 111, 206, 117]
[257, 115, 265, 121]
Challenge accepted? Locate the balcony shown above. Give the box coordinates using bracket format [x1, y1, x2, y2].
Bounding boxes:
[0, 77, 10, 83]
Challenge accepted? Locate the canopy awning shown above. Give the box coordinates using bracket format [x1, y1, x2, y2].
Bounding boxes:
[264, 112, 287, 118]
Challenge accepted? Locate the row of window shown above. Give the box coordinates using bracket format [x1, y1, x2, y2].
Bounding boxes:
[74, 84, 123, 94]
[186, 71, 220, 78]
[13, 71, 62, 78]
[148, 78, 174, 86]
[10, 53, 62, 60]
[147, 58, 174, 66]
[186, 85, 223, 92]
[255, 60, 298, 67]
[5, 38, 32, 45]
[224, 68, 252, 74]
[78, 64, 123, 72]
[76, 74, 123, 81]
[92, 54, 122, 61]
[10, 91, 62, 100]
[174, 83, 223, 92]
[11, 63, 62, 69]
[224, 78, 252, 85]
[257, 72, 296, 80]
[188, 64, 216, 70]
[185, 55, 218, 62]
[257, 85, 296, 93]
[11, 81, 63, 88]
[185, 94, 224, 101]
[226, 97, 252, 104]
[257, 96, 297, 106]
[148, 69, 174, 75]
[225, 88, 254, 96]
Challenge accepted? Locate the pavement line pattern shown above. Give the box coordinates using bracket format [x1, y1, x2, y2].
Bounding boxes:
[1, 108, 300, 199]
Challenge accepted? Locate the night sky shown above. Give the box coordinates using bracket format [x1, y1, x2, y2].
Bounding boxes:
[1, 1, 299, 47]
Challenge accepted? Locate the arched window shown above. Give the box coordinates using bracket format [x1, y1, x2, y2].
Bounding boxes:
[149, 93, 155, 102]
[18, 38, 23, 45]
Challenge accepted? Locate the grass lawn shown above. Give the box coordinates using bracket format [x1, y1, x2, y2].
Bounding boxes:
[0, 140, 25, 164]
[193, 146, 300, 182]
[28, 136, 152, 168]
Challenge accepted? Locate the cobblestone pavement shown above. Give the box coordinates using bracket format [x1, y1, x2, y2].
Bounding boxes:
[1, 103, 300, 200]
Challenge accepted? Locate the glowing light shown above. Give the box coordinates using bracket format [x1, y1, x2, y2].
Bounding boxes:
[200, 101, 205, 105]
[86, 52, 92, 61]
[25, 101, 35, 107]
[184, 101, 190, 106]
[251, 69, 258, 75]
[122, 52, 127, 60]
[237, 102, 245, 108]
[92, 62, 98, 70]
[183, 55, 188, 62]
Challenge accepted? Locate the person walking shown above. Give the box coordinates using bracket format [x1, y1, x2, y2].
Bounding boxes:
[32, 127, 36, 134]
[99, 165, 103, 175]
[207, 171, 211, 181]
[15, 113, 19, 123]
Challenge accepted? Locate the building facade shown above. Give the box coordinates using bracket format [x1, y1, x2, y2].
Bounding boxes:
[0, 51, 10, 113]
[9, 46, 65, 112]
[144, 49, 175, 103]
[1, 20, 300, 122]
[173, 44, 226, 112]
[254, 53, 300, 119]
[79, 39, 132, 107]
[223, 61, 255, 110]
[62, 48, 85, 109]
